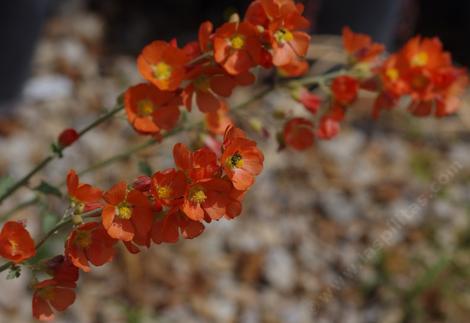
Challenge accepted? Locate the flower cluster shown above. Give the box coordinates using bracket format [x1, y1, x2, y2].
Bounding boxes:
[0, 125, 263, 320]
[0, 0, 467, 321]
[283, 27, 467, 150]
[124, 0, 311, 137]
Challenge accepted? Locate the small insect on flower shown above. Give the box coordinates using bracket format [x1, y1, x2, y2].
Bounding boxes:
[221, 126, 264, 191]
[0, 221, 35, 263]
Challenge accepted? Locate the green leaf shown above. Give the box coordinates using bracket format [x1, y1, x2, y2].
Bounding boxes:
[6, 265, 21, 280]
[138, 161, 153, 177]
[34, 181, 62, 198]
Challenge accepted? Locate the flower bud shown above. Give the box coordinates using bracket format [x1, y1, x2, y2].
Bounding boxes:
[58, 128, 79, 148]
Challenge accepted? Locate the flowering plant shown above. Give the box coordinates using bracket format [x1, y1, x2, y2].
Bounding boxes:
[0, 0, 467, 320]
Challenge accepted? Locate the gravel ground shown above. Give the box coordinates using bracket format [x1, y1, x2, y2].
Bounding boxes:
[0, 5, 469, 323]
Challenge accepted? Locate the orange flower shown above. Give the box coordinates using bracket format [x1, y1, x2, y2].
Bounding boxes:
[331, 75, 359, 106]
[246, 0, 310, 67]
[221, 126, 264, 190]
[65, 222, 116, 272]
[137, 40, 189, 91]
[173, 143, 221, 182]
[278, 57, 309, 77]
[151, 207, 205, 244]
[32, 279, 76, 321]
[151, 168, 187, 207]
[66, 169, 102, 213]
[124, 83, 181, 134]
[374, 37, 467, 118]
[44, 255, 79, 285]
[183, 65, 255, 113]
[205, 102, 233, 135]
[293, 88, 321, 115]
[283, 118, 314, 150]
[316, 104, 345, 140]
[342, 26, 384, 63]
[214, 22, 262, 75]
[181, 178, 239, 221]
[0, 221, 35, 263]
[102, 182, 153, 242]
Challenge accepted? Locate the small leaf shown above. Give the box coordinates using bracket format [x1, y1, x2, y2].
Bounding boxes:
[35, 181, 62, 198]
[138, 161, 153, 177]
[6, 265, 21, 280]
[50, 143, 63, 158]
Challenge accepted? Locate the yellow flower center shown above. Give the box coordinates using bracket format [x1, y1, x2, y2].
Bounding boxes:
[137, 99, 154, 117]
[411, 52, 428, 67]
[274, 28, 294, 44]
[189, 186, 207, 204]
[9, 240, 18, 256]
[117, 203, 133, 220]
[226, 152, 244, 169]
[75, 230, 92, 248]
[157, 185, 172, 199]
[231, 35, 246, 49]
[152, 62, 172, 81]
[386, 68, 399, 81]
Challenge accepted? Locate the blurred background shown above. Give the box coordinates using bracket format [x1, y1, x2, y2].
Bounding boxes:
[0, 0, 469, 322]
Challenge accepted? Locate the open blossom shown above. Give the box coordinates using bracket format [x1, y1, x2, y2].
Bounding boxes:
[102, 182, 153, 242]
[65, 222, 116, 272]
[137, 40, 189, 91]
[246, 0, 310, 67]
[67, 169, 102, 214]
[342, 26, 384, 63]
[214, 21, 262, 75]
[221, 126, 264, 191]
[32, 279, 76, 321]
[0, 221, 35, 263]
[374, 36, 468, 118]
[151, 168, 186, 207]
[316, 104, 345, 140]
[181, 178, 240, 221]
[283, 117, 314, 150]
[205, 102, 233, 135]
[331, 75, 359, 106]
[124, 83, 181, 134]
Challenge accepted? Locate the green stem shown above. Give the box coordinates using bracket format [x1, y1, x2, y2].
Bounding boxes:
[0, 196, 40, 222]
[0, 208, 103, 273]
[286, 69, 348, 87]
[0, 104, 123, 205]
